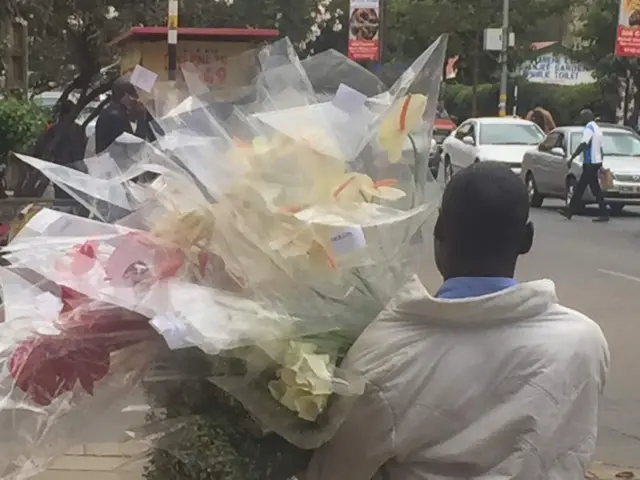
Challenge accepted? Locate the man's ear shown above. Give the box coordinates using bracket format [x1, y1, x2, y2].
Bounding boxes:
[519, 221, 534, 255]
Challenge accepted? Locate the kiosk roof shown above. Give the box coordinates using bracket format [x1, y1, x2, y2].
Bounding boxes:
[110, 27, 279, 46]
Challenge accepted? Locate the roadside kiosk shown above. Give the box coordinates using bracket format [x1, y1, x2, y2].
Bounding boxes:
[109, 26, 280, 88]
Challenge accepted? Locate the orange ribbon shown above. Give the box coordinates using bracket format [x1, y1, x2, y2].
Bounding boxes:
[399, 95, 412, 132]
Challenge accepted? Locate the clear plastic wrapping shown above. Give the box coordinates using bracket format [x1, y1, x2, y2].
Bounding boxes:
[0, 35, 448, 479]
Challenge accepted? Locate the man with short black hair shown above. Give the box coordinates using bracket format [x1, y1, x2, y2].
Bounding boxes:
[95, 77, 141, 154]
[306, 162, 609, 480]
[560, 108, 609, 222]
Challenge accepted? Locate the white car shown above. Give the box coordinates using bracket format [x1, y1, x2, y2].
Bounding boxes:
[441, 117, 545, 181]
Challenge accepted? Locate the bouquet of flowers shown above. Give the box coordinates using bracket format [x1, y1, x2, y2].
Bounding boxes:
[0, 35, 447, 479]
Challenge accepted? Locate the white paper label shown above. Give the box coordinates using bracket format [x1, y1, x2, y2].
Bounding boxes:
[26, 208, 61, 233]
[333, 84, 367, 114]
[150, 312, 193, 350]
[130, 65, 158, 93]
[330, 226, 366, 255]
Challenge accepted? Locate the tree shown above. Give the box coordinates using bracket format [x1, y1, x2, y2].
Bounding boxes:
[2, 0, 345, 94]
[1, 0, 346, 195]
[385, 0, 578, 113]
[575, 0, 634, 124]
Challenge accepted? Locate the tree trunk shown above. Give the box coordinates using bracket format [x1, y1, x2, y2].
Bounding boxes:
[630, 74, 640, 130]
[623, 72, 632, 125]
[471, 31, 480, 116]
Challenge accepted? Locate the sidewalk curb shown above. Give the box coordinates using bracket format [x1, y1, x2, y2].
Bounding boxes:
[588, 462, 640, 479]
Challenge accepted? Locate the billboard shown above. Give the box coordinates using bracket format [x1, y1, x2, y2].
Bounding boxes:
[615, 0, 640, 56]
[347, 0, 380, 61]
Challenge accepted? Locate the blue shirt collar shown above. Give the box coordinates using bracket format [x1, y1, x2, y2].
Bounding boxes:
[435, 277, 517, 299]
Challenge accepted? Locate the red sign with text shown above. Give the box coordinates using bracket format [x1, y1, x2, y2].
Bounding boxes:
[616, 0, 640, 56]
[347, 0, 380, 61]
[615, 26, 640, 56]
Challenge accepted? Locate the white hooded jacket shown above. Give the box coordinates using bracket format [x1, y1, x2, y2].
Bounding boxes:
[306, 275, 610, 480]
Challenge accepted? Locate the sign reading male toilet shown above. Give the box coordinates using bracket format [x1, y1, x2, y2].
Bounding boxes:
[518, 52, 595, 86]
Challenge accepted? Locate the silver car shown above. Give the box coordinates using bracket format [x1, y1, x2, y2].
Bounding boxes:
[521, 125, 640, 214]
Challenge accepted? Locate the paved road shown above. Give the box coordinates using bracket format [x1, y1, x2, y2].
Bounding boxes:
[526, 201, 640, 468]
[419, 199, 640, 468]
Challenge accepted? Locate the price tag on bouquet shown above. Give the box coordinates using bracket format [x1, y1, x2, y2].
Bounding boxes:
[330, 226, 366, 255]
[130, 65, 158, 93]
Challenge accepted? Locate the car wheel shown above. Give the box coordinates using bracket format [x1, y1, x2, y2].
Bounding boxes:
[428, 151, 441, 180]
[443, 155, 454, 184]
[526, 172, 544, 207]
[609, 204, 625, 215]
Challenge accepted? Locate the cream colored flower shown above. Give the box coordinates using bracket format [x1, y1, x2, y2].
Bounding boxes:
[378, 94, 428, 164]
[268, 340, 335, 421]
[332, 173, 406, 203]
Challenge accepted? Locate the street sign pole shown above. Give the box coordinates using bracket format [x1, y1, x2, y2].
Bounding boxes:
[167, 0, 178, 81]
[378, 0, 385, 69]
[498, 0, 509, 116]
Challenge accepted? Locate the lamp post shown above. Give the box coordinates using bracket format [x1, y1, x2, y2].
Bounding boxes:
[167, 0, 178, 81]
[378, 0, 385, 68]
[498, 0, 509, 116]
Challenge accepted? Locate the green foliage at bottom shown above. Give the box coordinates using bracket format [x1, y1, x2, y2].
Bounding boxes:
[144, 350, 312, 480]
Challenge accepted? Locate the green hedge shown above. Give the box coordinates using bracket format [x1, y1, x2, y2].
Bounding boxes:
[0, 98, 49, 164]
[442, 81, 617, 126]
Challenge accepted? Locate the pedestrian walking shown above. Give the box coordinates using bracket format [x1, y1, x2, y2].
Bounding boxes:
[560, 109, 609, 222]
[305, 162, 609, 480]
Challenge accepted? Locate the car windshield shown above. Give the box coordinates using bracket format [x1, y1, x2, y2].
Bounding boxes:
[479, 123, 545, 145]
[570, 131, 640, 157]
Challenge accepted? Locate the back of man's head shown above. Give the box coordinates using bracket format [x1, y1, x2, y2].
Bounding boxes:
[580, 108, 595, 124]
[58, 99, 75, 118]
[434, 162, 533, 278]
[111, 76, 138, 102]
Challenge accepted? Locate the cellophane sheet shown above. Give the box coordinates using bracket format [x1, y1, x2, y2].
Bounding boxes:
[0, 35, 448, 479]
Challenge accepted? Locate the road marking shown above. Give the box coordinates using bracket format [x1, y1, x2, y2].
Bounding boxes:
[598, 269, 640, 284]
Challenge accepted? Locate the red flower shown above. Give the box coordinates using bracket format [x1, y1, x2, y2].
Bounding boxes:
[8, 335, 111, 406]
[55, 240, 98, 276]
[71, 241, 97, 275]
[8, 287, 155, 406]
[105, 233, 183, 286]
[7, 232, 184, 406]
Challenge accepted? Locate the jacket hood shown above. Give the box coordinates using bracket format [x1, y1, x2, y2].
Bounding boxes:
[391, 275, 558, 326]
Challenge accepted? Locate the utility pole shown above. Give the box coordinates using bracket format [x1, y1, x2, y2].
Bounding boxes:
[167, 0, 178, 81]
[378, 0, 385, 69]
[498, 0, 509, 117]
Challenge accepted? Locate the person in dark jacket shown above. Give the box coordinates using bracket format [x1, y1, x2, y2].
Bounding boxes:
[29, 99, 88, 203]
[95, 77, 141, 154]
